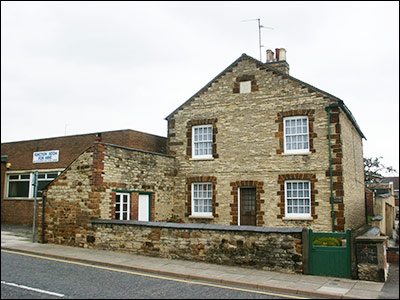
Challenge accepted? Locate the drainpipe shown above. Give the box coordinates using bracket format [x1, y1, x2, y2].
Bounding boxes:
[325, 105, 339, 232]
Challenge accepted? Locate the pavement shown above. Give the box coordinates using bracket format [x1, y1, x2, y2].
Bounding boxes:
[1, 225, 399, 299]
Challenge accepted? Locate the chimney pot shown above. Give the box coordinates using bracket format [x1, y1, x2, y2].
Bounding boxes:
[275, 48, 280, 61]
[278, 48, 286, 61]
[266, 49, 274, 63]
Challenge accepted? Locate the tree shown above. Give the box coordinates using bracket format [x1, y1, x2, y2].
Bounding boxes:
[364, 156, 397, 185]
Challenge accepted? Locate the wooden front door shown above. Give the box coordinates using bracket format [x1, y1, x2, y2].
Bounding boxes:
[240, 187, 256, 226]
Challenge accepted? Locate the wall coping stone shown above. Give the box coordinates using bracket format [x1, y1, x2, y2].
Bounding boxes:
[92, 219, 304, 233]
[355, 235, 388, 242]
[101, 142, 175, 158]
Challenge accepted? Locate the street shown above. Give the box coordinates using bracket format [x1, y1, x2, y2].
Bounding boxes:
[1, 251, 309, 299]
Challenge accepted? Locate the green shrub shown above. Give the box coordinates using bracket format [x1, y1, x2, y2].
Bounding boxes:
[313, 236, 342, 246]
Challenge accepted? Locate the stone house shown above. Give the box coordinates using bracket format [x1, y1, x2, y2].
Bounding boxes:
[1, 129, 167, 225]
[4, 49, 367, 247]
[166, 50, 366, 233]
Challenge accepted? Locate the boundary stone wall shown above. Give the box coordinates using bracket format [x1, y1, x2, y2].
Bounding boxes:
[91, 220, 305, 274]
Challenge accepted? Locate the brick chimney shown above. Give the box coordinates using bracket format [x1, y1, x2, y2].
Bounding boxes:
[266, 48, 289, 75]
[95, 133, 102, 142]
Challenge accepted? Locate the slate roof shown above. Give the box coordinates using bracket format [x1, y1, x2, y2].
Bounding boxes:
[380, 176, 399, 191]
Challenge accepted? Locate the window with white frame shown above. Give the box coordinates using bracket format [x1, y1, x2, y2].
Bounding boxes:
[37, 173, 59, 198]
[7, 174, 31, 198]
[192, 125, 213, 159]
[192, 183, 213, 216]
[285, 180, 311, 217]
[284, 116, 309, 153]
[7, 172, 61, 198]
[115, 193, 130, 220]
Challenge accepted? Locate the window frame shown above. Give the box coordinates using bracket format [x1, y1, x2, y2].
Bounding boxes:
[284, 180, 311, 218]
[7, 171, 61, 199]
[283, 116, 310, 154]
[191, 182, 213, 217]
[192, 124, 213, 159]
[115, 192, 131, 220]
[36, 172, 60, 198]
[7, 173, 32, 198]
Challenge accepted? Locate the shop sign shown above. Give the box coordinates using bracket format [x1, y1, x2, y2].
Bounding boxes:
[33, 150, 59, 163]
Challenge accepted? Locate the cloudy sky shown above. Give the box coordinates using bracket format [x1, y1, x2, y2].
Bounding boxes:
[1, 1, 399, 174]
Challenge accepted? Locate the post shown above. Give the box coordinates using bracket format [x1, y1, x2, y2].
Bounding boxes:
[32, 170, 38, 242]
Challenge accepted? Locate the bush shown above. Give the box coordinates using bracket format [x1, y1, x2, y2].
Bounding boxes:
[313, 236, 342, 246]
[166, 215, 185, 223]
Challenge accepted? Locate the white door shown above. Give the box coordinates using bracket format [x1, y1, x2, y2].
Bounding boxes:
[138, 194, 150, 221]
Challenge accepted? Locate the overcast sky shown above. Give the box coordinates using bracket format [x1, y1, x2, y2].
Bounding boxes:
[1, 1, 399, 175]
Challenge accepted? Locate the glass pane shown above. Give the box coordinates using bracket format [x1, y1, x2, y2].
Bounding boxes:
[47, 173, 58, 179]
[115, 213, 120, 220]
[123, 213, 127, 220]
[116, 204, 120, 211]
[21, 175, 30, 180]
[9, 175, 19, 180]
[38, 174, 46, 179]
[8, 182, 30, 197]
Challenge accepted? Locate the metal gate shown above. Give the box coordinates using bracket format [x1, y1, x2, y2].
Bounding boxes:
[309, 229, 352, 278]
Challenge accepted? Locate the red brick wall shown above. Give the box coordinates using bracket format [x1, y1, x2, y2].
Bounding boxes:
[1, 199, 39, 225]
[365, 188, 374, 216]
[1, 129, 167, 225]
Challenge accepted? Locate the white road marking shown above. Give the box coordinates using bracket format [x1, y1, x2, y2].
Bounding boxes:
[2, 249, 309, 299]
[1, 280, 65, 297]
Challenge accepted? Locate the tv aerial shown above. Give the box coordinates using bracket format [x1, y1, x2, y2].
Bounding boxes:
[241, 18, 273, 61]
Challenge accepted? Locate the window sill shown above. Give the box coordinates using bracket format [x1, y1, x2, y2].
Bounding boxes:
[282, 216, 313, 221]
[189, 215, 214, 219]
[189, 157, 214, 161]
[282, 152, 311, 156]
[4, 197, 41, 201]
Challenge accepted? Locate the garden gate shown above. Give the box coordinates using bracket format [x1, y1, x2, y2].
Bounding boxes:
[309, 229, 352, 278]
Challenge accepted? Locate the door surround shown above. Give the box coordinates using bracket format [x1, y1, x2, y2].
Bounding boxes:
[230, 180, 264, 226]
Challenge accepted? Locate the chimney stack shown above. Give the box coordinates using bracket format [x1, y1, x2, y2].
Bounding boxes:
[95, 133, 102, 142]
[266, 48, 289, 74]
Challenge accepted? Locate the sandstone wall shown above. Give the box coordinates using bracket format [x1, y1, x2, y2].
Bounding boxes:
[92, 220, 304, 274]
[340, 112, 366, 230]
[167, 56, 364, 231]
[39, 143, 175, 246]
